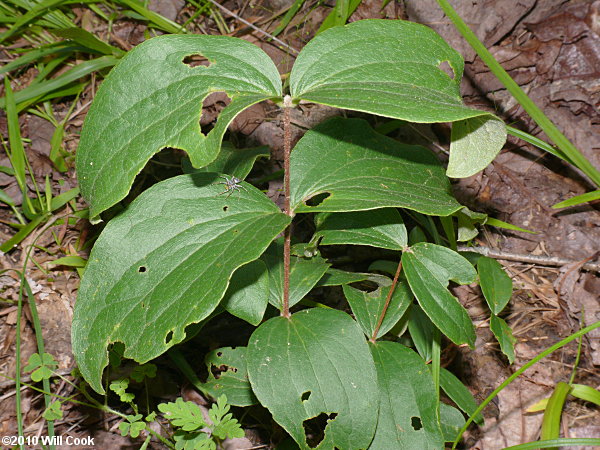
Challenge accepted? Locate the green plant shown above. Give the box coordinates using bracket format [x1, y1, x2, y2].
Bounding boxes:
[71, 19, 537, 448]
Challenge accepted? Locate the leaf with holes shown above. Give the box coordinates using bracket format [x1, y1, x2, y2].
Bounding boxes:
[290, 117, 462, 216]
[343, 276, 412, 339]
[76, 35, 282, 221]
[221, 259, 269, 326]
[291, 20, 492, 125]
[402, 243, 477, 346]
[182, 142, 269, 180]
[247, 308, 378, 450]
[260, 240, 330, 310]
[369, 341, 443, 449]
[315, 208, 407, 250]
[72, 173, 289, 393]
[477, 256, 512, 315]
[200, 347, 257, 407]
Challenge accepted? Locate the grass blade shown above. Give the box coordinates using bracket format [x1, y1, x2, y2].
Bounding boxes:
[52, 27, 124, 56]
[0, 0, 96, 44]
[115, 0, 185, 34]
[540, 381, 570, 444]
[0, 56, 118, 108]
[0, 42, 83, 76]
[272, 0, 306, 37]
[552, 190, 600, 209]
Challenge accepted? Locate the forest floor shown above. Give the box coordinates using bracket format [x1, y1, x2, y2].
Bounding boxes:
[1, 0, 599, 448]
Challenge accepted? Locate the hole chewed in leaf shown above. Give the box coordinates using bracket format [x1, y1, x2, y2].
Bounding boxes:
[437, 60, 455, 79]
[201, 92, 231, 129]
[304, 192, 331, 207]
[182, 54, 211, 68]
[301, 391, 311, 402]
[223, 206, 229, 212]
[411, 416, 423, 431]
[303, 412, 338, 448]
[138, 266, 147, 273]
[165, 330, 174, 345]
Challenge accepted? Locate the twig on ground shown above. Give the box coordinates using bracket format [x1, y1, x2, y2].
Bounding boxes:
[457, 245, 600, 273]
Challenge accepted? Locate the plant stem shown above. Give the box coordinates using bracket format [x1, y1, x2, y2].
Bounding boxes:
[282, 95, 293, 318]
[435, 0, 600, 188]
[370, 260, 402, 342]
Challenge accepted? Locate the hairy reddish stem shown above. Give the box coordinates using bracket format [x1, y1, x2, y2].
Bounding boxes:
[370, 259, 403, 343]
[282, 95, 293, 318]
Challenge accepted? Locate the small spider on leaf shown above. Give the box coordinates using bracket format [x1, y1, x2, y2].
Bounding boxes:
[215, 175, 247, 198]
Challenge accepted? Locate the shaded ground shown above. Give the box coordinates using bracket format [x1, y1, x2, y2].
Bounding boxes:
[1, 0, 599, 448]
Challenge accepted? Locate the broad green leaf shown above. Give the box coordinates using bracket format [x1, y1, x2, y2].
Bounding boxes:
[439, 403, 465, 442]
[182, 142, 269, 180]
[343, 279, 412, 339]
[316, 268, 369, 287]
[368, 260, 398, 277]
[290, 117, 463, 216]
[447, 116, 507, 178]
[261, 240, 330, 310]
[369, 342, 443, 449]
[291, 20, 490, 124]
[402, 243, 476, 346]
[489, 315, 516, 363]
[439, 368, 483, 425]
[222, 260, 269, 326]
[72, 173, 289, 393]
[76, 35, 282, 221]
[315, 209, 407, 250]
[477, 256, 512, 314]
[200, 347, 257, 407]
[247, 308, 378, 450]
[408, 304, 436, 362]
[455, 207, 487, 242]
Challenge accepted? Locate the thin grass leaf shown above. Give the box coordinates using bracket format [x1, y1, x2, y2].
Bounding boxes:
[570, 384, 600, 407]
[17, 82, 86, 112]
[0, 213, 47, 252]
[50, 187, 79, 211]
[0, 187, 16, 206]
[115, 0, 185, 34]
[552, 190, 600, 209]
[504, 439, 600, 450]
[0, 42, 83, 76]
[485, 217, 535, 234]
[50, 255, 87, 267]
[49, 122, 67, 171]
[506, 126, 573, 166]
[317, 0, 361, 34]
[52, 27, 124, 56]
[0, 0, 96, 44]
[0, 56, 118, 108]
[272, 0, 306, 36]
[3, 77, 36, 214]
